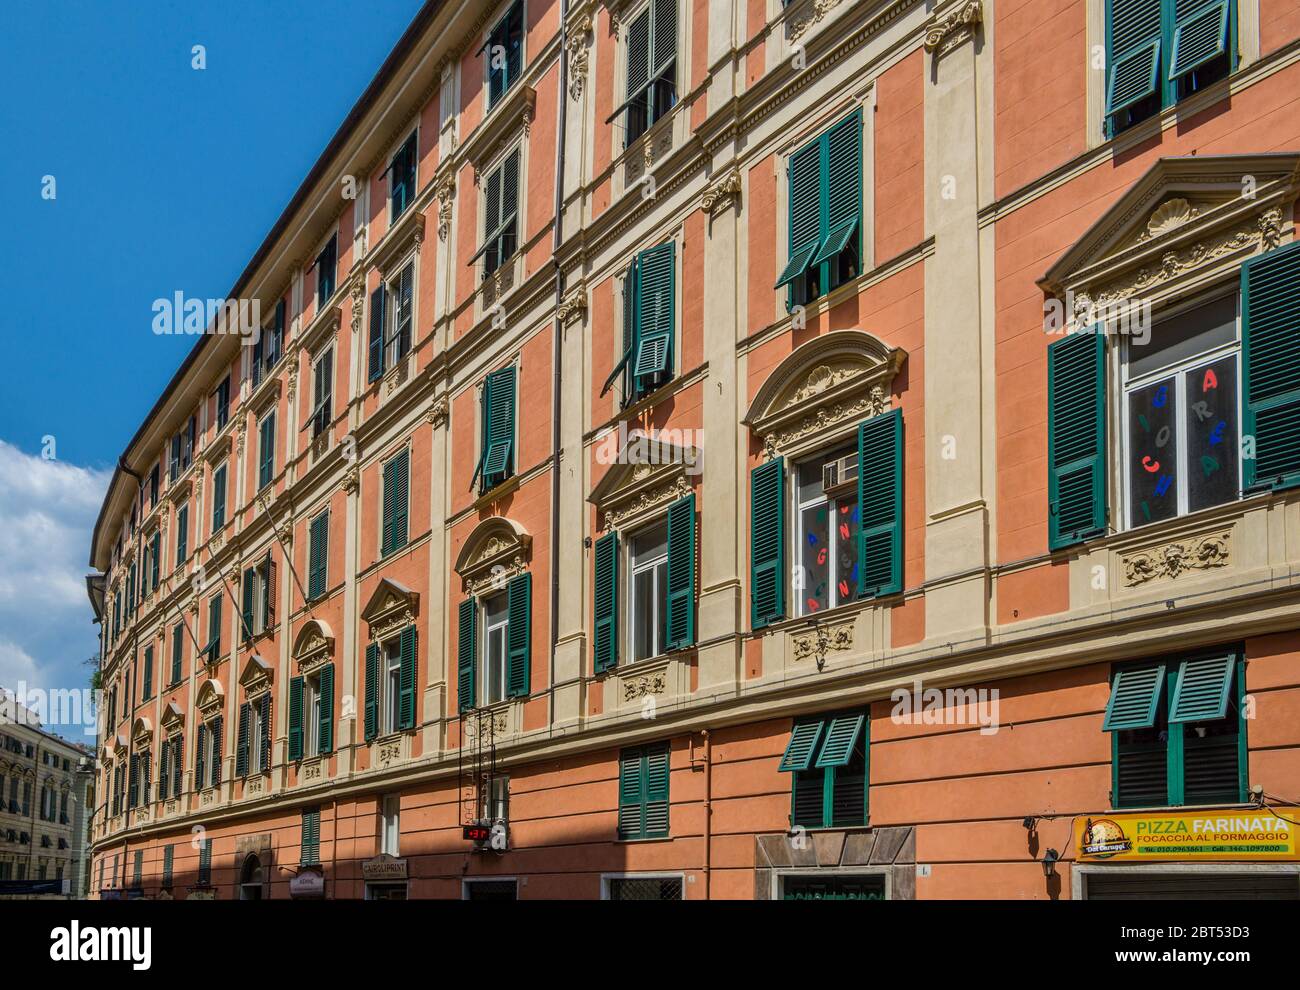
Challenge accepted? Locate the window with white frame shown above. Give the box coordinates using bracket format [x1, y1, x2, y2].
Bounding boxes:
[472, 147, 520, 278]
[629, 521, 668, 662]
[388, 132, 417, 222]
[481, 593, 509, 706]
[384, 638, 402, 735]
[613, 0, 677, 146]
[303, 673, 320, 758]
[793, 444, 860, 617]
[381, 794, 400, 856]
[311, 346, 334, 439]
[1123, 292, 1241, 528]
[384, 262, 414, 372]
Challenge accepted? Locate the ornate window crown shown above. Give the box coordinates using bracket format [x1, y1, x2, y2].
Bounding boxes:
[454, 517, 532, 595]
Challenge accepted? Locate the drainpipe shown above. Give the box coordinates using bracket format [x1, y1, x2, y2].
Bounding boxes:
[702, 730, 712, 900]
[548, 0, 570, 728]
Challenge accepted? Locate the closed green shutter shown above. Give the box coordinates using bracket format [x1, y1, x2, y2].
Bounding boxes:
[196, 723, 206, 789]
[209, 717, 220, 787]
[775, 141, 822, 290]
[258, 695, 271, 771]
[301, 808, 320, 865]
[778, 719, 824, 773]
[857, 409, 903, 598]
[1169, 654, 1235, 723]
[480, 367, 516, 490]
[632, 242, 675, 391]
[308, 511, 329, 600]
[142, 648, 152, 701]
[506, 573, 531, 698]
[162, 845, 173, 888]
[1243, 241, 1300, 491]
[207, 595, 221, 660]
[815, 713, 866, 768]
[175, 505, 188, 565]
[398, 625, 417, 730]
[665, 494, 695, 650]
[175, 734, 185, 793]
[236, 702, 250, 777]
[159, 740, 170, 800]
[1047, 332, 1107, 549]
[593, 532, 619, 672]
[458, 598, 477, 713]
[1103, 664, 1166, 731]
[288, 676, 303, 761]
[212, 464, 226, 530]
[618, 744, 670, 840]
[368, 283, 386, 382]
[150, 531, 160, 591]
[318, 664, 334, 755]
[171, 624, 183, 684]
[364, 642, 379, 741]
[258, 413, 275, 490]
[241, 567, 255, 641]
[381, 451, 409, 556]
[750, 458, 786, 628]
[617, 748, 643, 838]
[1106, 0, 1163, 116]
[643, 744, 670, 838]
[1169, 0, 1230, 79]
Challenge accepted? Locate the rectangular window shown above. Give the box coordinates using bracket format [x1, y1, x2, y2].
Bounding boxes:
[486, 1, 524, 107]
[381, 794, 401, 856]
[311, 347, 334, 439]
[617, 743, 670, 840]
[473, 366, 517, 494]
[214, 377, 230, 431]
[775, 109, 863, 308]
[211, 462, 227, 533]
[629, 522, 668, 662]
[206, 594, 222, 663]
[241, 554, 276, 639]
[316, 234, 337, 307]
[794, 445, 859, 617]
[175, 503, 188, 567]
[604, 241, 676, 405]
[388, 132, 418, 222]
[162, 845, 173, 888]
[1124, 293, 1240, 528]
[141, 646, 153, 701]
[615, 0, 677, 145]
[301, 807, 321, 865]
[263, 300, 285, 375]
[380, 449, 410, 557]
[479, 775, 509, 825]
[472, 149, 520, 277]
[779, 711, 869, 830]
[384, 639, 402, 735]
[1106, 0, 1236, 135]
[482, 593, 509, 706]
[1105, 651, 1245, 808]
[170, 623, 183, 685]
[149, 465, 159, 509]
[384, 264, 413, 373]
[258, 411, 276, 490]
[308, 510, 330, 600]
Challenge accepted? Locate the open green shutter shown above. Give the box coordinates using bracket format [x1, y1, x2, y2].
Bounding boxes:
[1048, 332, 1107, 549]
[1105, 0, 1163, 116]
[778, 719, 825, 773]
[368, 284, 386, 382]
[481, 367, 516, 484]
[665, 494, 695, 649]
[236, 702, 250, 777]
[318, 664, 334, 754]
[750, 458, 786, 628]
[209, 718, 220, 786]
[364, 643, 379, 741]
[857, 409, 903, 598]
[398, 625, 417, 730]
[643, 744, 670, 838]
[633, 242, 675, 387]
[1103, 664, 1166, 731]
[775, 141, 823, 289]
[1243, 241, 1300, 491]
[506, 573, 531, 698]
[1169, 0, 1230, 80]
[288, 676, 303, 761]
[618, 748, 643, 838]
[811, 110, 862, 268]
[458, 597, 477, 713]
[393, 450, 409, 550]
[1169, 654, 1235, 723]
[593, 531, 619, 672]
[815, 713, 866, 768]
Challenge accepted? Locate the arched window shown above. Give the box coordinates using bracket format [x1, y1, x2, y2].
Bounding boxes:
[239, 853, 264, 900]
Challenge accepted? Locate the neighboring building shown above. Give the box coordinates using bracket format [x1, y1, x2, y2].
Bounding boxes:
[86, 0, 1300, 900]
[0, 694, 95, 898]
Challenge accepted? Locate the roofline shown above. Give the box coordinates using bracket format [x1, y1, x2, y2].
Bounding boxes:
[90, 0, 447, 569]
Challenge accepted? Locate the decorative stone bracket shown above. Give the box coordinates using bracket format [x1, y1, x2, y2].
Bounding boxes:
[923, 0, 983, 57]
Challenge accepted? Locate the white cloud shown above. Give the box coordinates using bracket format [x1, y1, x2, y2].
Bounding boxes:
[0, 440, 110, 708]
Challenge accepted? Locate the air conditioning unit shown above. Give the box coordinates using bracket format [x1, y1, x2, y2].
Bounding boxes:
[822, 453, 859, 496]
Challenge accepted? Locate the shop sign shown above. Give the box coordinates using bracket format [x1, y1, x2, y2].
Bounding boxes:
[361, 854, 407, 881]
[1075, 808, 1300, 862]
[290, 868, 326, 899]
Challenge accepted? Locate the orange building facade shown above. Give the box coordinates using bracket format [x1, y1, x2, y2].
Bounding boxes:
[86, 0, 1300, 900]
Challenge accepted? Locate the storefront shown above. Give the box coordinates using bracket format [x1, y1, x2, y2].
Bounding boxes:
[362, 855, 407, 900]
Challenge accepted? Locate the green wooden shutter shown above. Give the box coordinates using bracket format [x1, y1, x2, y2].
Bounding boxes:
[1243, 241, 1300, 491]
[368, 283, 386, 382]
[302, 809, 320, 865]
[175, 505, 188, 565]
[381, 456, 397, 554]
[318, 663, 334, 755]
[632, 242, 675, 390]
[506, 573, 531, 698]
[625, 9, 650, 141]
[775, 140, 823, 289]
[212, 464, 226, 530]
[258, 413, 275, 489]
[665, 494, 695, 650]
[857, 409, 903, 598]
[1106, 0, 1163, 116]
[171, 624, 183, 684]
[196, 723, 206, 788]
[174, 734, 184, 793]
[602, 259, 640, 397]
[458, 597, 478, 713]
[150, 532, 161, 590]
[481, 367, 516, 488]
[265, 555, 276, 629]
[643, 743, 670, 838]
[288, 676, 303, 761]
[1103, 664, 1166, 731]
[308, 511, 329, 600]
[163, 845, 173, 888]
[259, 695, 272, 771]
[815, 713, 866, 768]
[381, 449, 409, 555]
[1048, 332, 1107, 549]
[1169, 0, 1230, 79]
[209, 717, 220, 787]
[778, 719, 824, 773]
[1169, 654, 1235, 723]
[142, 648, 152, 700]
[750, 458, 786, 628]
[593, 531, 619, 672]
[207, 595, 221, 659]
[617, 748, 643, 838]
[398, 625, 417, 730]
[241, 567, 255, 641]
[364, 642, 380, 741]
[236, 702, 250, 777]
[811, 109, 862, 269]
[159, 740, 170, 800]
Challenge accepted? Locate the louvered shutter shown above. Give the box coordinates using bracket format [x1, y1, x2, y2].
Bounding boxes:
[159, 742, 170, 800]
[142, 648, 152, 701]
[174, 734, 184, 793]
[1106, 0, 1163, 116]
[857, 409, 903, 598]
[665, 494, 695, 650]
[643, 744, 670, 838]
[128, 754, 138, 808]
[209, 717, 220, 787]
[484, 165, 502, 252]
[241, 567, 255, 641]
[236, 702, 250, 777]
[593, 531, 619, 672]
[812, 110, 862, 268]
[397, 262, 414, 357]
[196, 724, 206, 790]
[776, 140, 823, 289]
[309, 512, 329, 600]
[265, 555, 277, 629]
[633, 242, 674, 388]
[1169, 654, 1235, 723]
[259, 695, 271, 771]
[750, 458, 786, 628]
[318, 664, 334, 755]
[1243, 242, 1300, 491]
[212, 464, 226, 529]
[288, 676, 304, 761]
[258, 414, 274, 489]
[1169, 0, 1230, 80]
[365, 642, 380, 740]
[778, 720, 825, 773]
[171, 624, 183, 684]
[815, 713, 866, 768]
[652, 0, 676, 76]
[1103, 665, 1166, 731]
[368, 283, 386, 382]
[506, 573, 531, 698]
[482, 367, 516, 485]
[602, 259, 639, 397]
[398, 625, 417, 730]
[617, 748, 643, 839]
[1048, 332, 1107, 549]
[625, 10, 651, 141]
[457, 598, 477, 713]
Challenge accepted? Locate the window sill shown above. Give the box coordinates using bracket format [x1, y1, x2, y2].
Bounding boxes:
[1109, 799, 1253, 815]
[472, 472, 520, 511]
[615, 834, 672, 844]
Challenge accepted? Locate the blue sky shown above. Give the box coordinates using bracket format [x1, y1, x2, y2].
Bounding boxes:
[0, 0, 425, 734]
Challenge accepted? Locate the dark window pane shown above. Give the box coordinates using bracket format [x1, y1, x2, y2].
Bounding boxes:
[799, 502, 830, 614]
[1127, 376, 1179, 527]
[1128, 294, 1236, 378]
[1185, 356, 1239, 512]
[833, 496, 859, 606]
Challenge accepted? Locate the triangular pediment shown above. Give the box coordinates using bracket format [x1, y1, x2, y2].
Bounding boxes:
[238, 655, 274, 697]
[362, 578, 419, 640]
[160, 701, 185, 734]
[195, 679, 224, 720]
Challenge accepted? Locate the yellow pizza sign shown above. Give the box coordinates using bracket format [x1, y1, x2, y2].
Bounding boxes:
[1075, 809, 1300, 862]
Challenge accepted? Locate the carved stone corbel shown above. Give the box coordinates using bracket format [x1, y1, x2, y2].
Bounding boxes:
[923, 0, 983, 57]
[556, 282, 588, 323]
[436, 178, 456, 241]
[567, 15, 592, 101]
[702, 169, 742, 215]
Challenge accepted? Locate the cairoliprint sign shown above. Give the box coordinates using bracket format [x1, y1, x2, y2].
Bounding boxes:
[1076, 808, 1300, 862]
